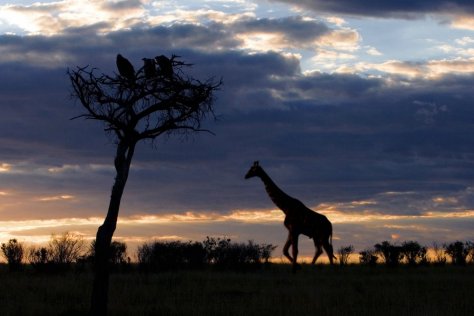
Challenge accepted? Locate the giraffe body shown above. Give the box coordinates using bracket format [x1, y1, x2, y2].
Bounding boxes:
[245, 161, 335, 271]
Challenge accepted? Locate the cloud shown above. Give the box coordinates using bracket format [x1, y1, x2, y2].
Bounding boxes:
[353, 57, 474, 79]
[450, 15, 474, 30]
[366, 46, 382, 56]
[37, 195, 75, 202]
[233, 16, 330, 51]
[268, 0, 474, 18]
[0, 0, 148, 35]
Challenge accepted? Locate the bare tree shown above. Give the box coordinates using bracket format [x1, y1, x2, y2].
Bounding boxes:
[68, 53, 221, 315]
[48, 232, 85, 266]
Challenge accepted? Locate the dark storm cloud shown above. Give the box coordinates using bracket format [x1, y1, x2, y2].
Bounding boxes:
[269, 0, 474, 18]
[2, 19, 474, 221]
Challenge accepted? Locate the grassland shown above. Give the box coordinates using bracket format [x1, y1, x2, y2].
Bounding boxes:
[1, 264, 473, 316]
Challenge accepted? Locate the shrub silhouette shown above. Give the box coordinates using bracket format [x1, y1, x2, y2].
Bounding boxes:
[26, 233, 86, 272]
[359, 248, 378, 266]
[400, 241, 428, 265]
[467, 242, 474, 264]
[445, 241, 470, 265]
[48, 232, 85, 269]
[374, 241, 403, 266]
[432, 242, 447, 265]
[203, 237, 276, 269]
[137, 237, 276, 272]
[337, 245, 354, 266]
[88, 240, 130, 269]
[1, 239, 24, 271]
[137, 241, 206, 272]
[28, 246, 52, 272]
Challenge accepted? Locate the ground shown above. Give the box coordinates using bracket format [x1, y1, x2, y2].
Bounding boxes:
[1, 264, 473, 315]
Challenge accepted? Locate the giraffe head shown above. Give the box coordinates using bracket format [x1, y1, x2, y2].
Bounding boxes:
[245, 161, 263, 179]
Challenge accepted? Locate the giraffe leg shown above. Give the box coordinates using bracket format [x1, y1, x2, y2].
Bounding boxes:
[323, 238, 335, 265]
[311, 240, 323, 265]
[282, 234, 293, 263]
[291, 233, 300, 272]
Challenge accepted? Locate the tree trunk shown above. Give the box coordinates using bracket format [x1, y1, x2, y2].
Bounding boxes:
[90, 140, 135, 316]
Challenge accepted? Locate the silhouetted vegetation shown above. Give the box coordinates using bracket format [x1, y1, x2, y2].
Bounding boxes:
[28, 246, 52, 272]
[444, 240, 473, 265]
[1, 239, 24, 271]
[374, 241, 403, 266]
[48, 232, 85, 267]
[432, 242, 447, 265]
[137, 237, 276, 272]
[88, 240, 130, 268]
[337, 245, 354, 266]
[3, 237, 474, 272]
[203, 237, 276, 269]
[359, 248, 378, 266]
[25, 232, 86, 272]
[137, 240, 206, 272]
[356, 240, 474, 267]
[400, 240, 428, 265]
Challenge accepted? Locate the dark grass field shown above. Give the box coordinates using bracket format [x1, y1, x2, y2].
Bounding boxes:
[1, 264, 473, 315]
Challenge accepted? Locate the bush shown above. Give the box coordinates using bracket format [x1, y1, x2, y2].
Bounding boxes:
[137, 241, 206, 272]
[260, 243, 277, 264]
[1, 239, 24, 271]
[400, 241, 428, 265]
[28, 246, 51, 272]
[88, 240, 129, 266]
[359, 248, 378, 266]
[337, 245, 354, 266]
[137, 237, 276, 272]
[203, 237, 276, 269]
[374, 241, 403, 266]
[432, 242, 447, 265]
[48, 232, 85, 270]
[445, 241, 470, 265]
[467, 242, 474, 264]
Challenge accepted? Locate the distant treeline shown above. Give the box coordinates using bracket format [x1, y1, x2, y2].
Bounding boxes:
[338, 240, 474, 266]
[0, 233, 276, 272]
[1, 233, 473, 273]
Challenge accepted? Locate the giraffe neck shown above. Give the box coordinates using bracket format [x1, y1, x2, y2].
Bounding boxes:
[258, 170, 294, 215]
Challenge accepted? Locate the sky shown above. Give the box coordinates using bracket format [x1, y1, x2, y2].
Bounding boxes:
[1, 0, 474, 261]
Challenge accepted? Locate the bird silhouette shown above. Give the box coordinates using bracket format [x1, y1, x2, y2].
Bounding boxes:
[155, 55, 173, 79]
[142, 58, 157, 79]
[116, 54, 136, 82]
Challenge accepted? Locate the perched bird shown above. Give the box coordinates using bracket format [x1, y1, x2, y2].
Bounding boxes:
[155, 55, 173, 79]
[116, 54, 135, 81]
[142, 58, 157, 79]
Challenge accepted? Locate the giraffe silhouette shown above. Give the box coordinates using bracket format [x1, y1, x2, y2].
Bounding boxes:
[245, 161, 336, 271]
